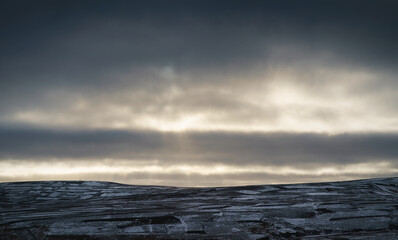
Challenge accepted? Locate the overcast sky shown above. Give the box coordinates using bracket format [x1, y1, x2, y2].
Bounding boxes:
[1, 0, 398, 186]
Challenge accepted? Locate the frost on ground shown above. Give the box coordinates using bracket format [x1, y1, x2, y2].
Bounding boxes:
[1, 178, 398, 239]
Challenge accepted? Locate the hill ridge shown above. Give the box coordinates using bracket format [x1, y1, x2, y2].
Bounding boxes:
[1, 177, 398, 239]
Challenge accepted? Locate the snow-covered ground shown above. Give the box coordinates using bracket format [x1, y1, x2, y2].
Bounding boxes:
[1, 177, 398, 239]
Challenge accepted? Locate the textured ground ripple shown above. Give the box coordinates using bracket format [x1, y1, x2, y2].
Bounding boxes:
[1, 177, 398, 239]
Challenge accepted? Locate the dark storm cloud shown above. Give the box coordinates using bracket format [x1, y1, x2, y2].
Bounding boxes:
[1, 0, 397, 131]
[1, 0, 397, 88]
[1, 127, 398, 167]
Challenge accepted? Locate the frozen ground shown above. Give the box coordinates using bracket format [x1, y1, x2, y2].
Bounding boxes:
[1, 177, 398, 239]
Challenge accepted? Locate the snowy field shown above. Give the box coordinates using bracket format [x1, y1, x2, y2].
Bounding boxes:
[1, 177, 398, 239]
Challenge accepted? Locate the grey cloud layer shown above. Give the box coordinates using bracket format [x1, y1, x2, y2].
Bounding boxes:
[1, 128, 398, 167]
[1, 1, 398, 184]
[0, 170, 393, 187]
[1, 0, 397, 106]
[1, 1, 398, 133]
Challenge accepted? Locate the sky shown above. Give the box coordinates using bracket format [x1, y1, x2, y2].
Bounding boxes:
[1, 0, 398, 186]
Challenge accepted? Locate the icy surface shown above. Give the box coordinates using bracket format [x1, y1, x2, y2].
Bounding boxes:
[1, 177, 398, 239]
